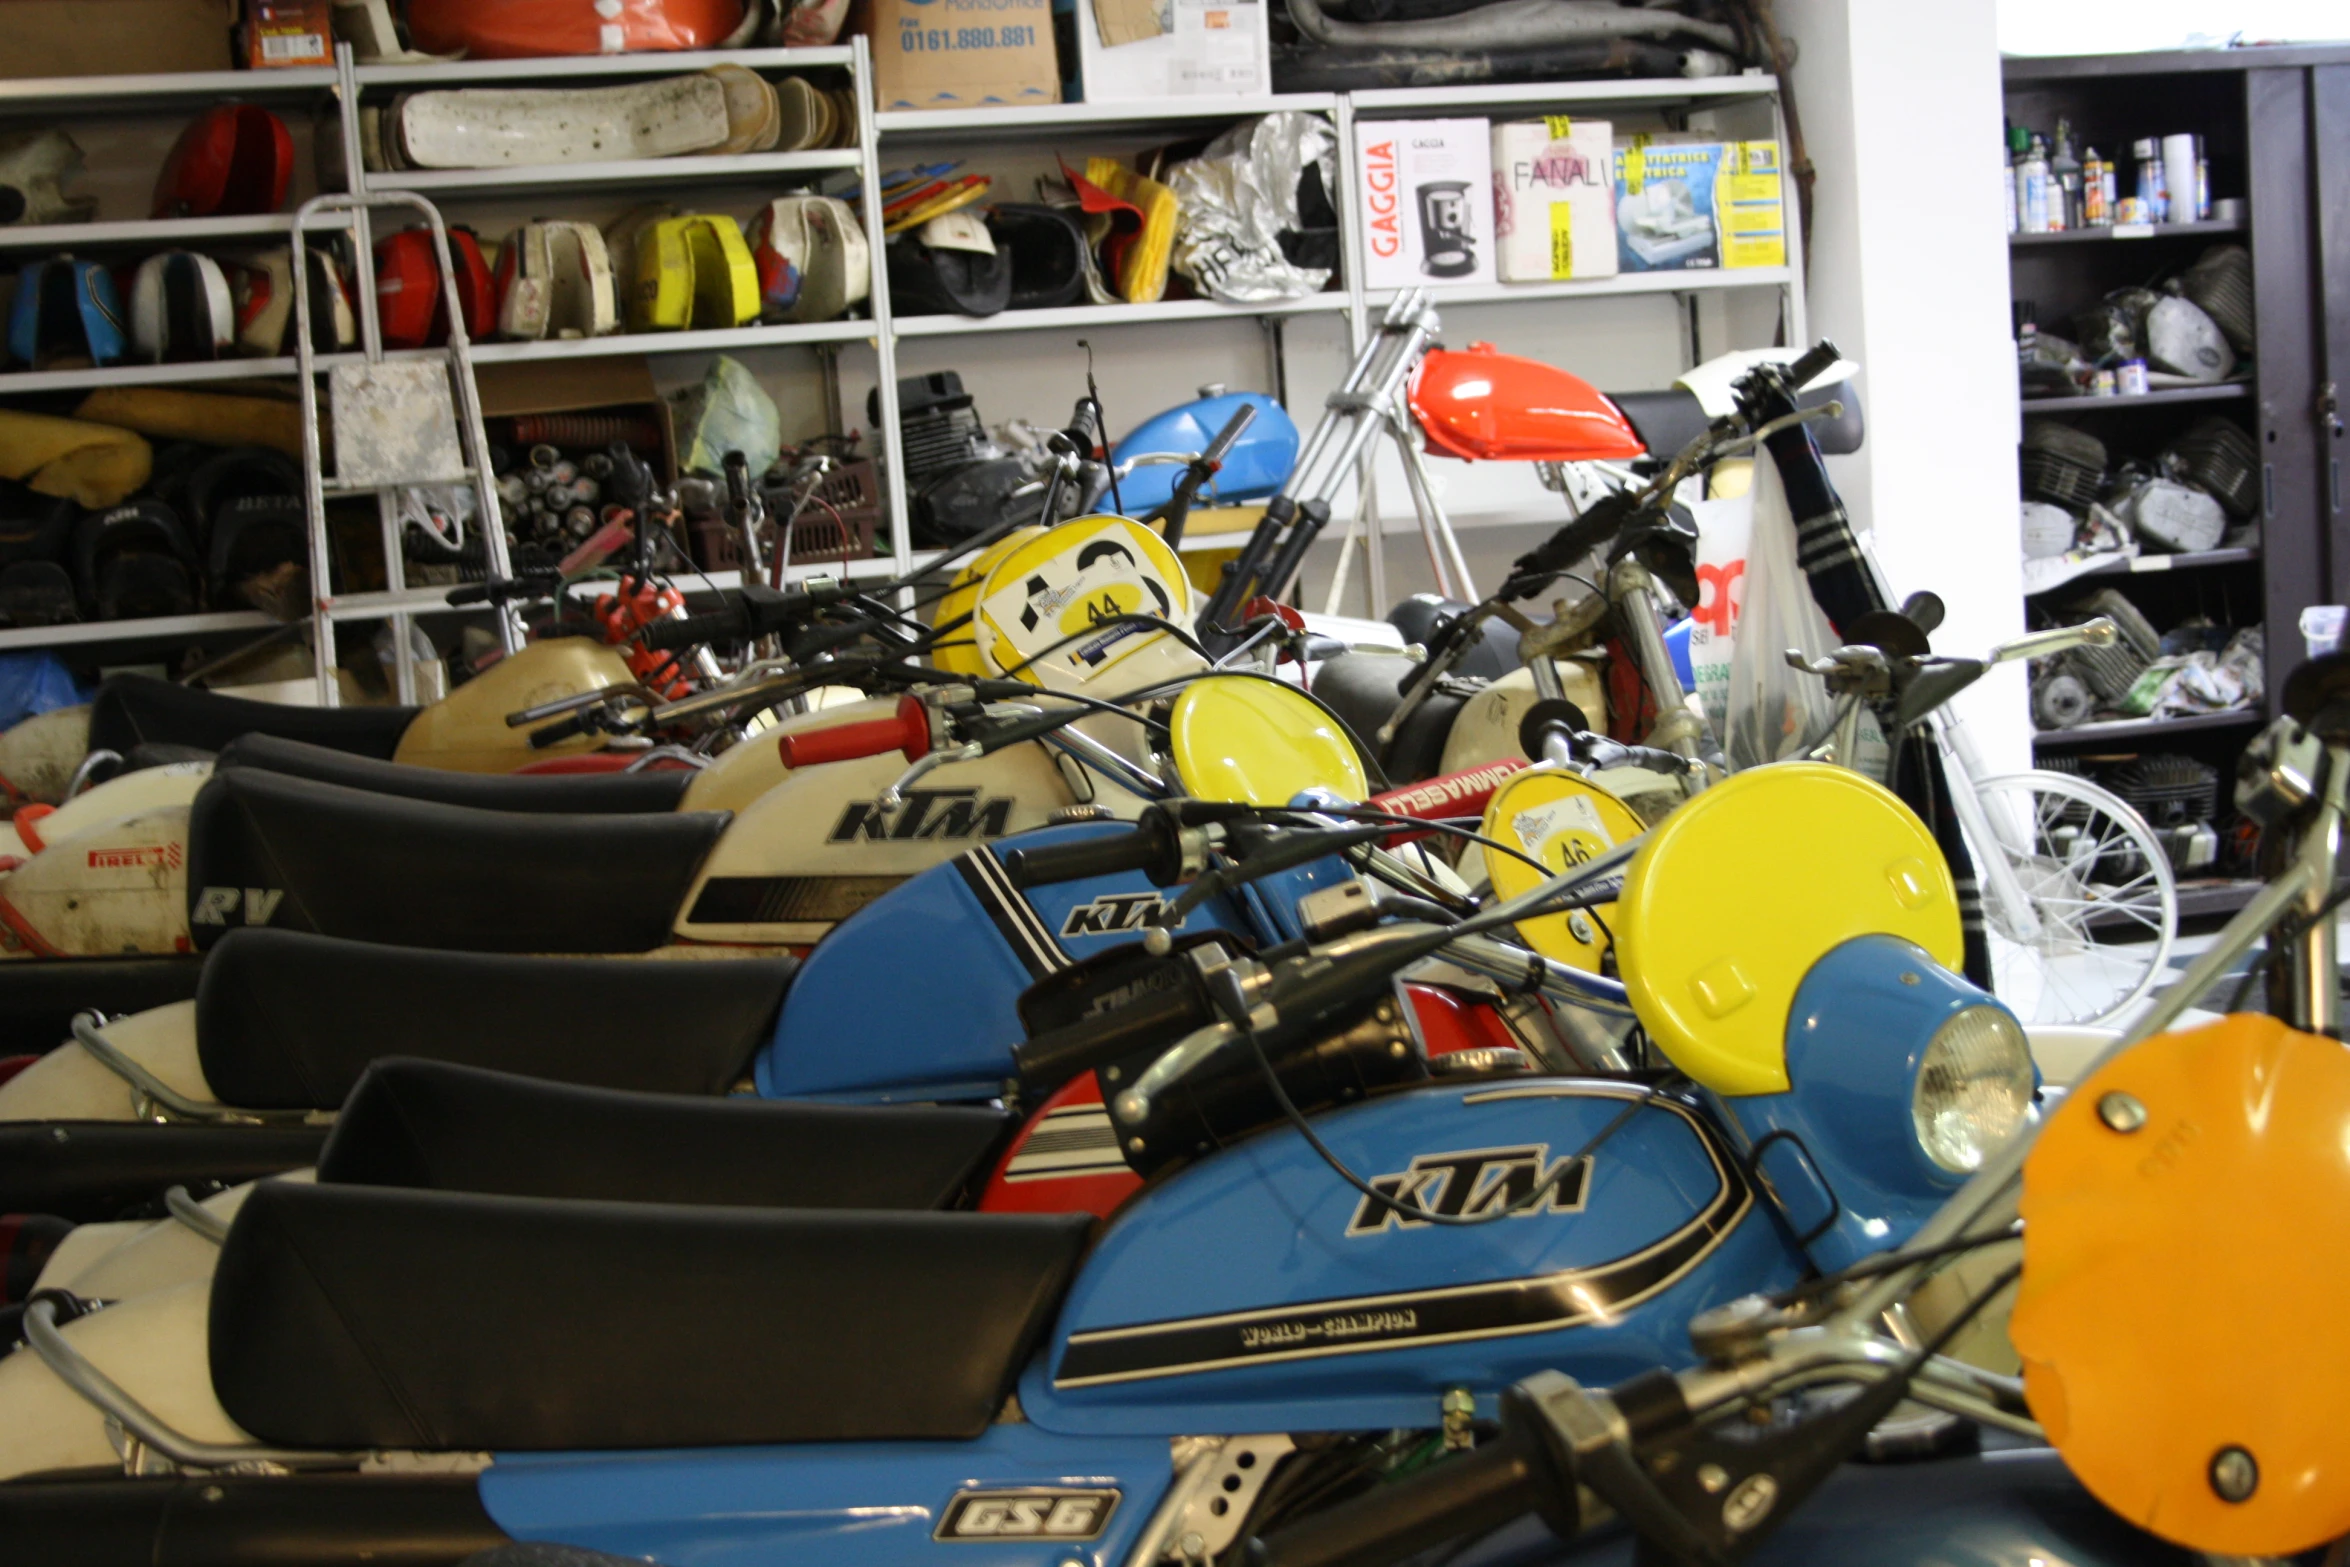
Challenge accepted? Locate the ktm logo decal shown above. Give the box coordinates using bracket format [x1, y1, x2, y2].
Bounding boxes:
[1346, 1144, 1591, 1236]
[191, 887, 284, 926]
[1059, 891, 1166, 937]
[935, 1489, 1118, 1541]
[829, 788, 1014, 843]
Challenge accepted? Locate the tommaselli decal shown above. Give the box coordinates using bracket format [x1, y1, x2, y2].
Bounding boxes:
[1051, 1089, 1750, 1387]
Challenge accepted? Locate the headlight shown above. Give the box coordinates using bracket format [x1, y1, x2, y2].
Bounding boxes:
[1912, 1004, 2035, 1172]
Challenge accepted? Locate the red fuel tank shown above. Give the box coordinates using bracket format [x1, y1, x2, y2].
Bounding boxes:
[1409, 342, 1646, 463]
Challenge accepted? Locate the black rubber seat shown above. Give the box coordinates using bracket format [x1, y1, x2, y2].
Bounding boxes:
[217, 733, 694, 815]
[185, 770, 731, 954]
[195, 929, 792, 1107]
[210, 1180, 1091, 1450]
[1310, 652, 1471, 781]
[317, 1057, 1011, 1209]
[0, 1122, 328, 1222]
[1385, 594, 1519, 681]
[89, 675, 418, 761]
[1606, 379, 1864, 461]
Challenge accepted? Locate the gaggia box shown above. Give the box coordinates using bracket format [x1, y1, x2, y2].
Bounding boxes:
[1355, 119, 1496, 289]
[1492, 117, 1616, 282]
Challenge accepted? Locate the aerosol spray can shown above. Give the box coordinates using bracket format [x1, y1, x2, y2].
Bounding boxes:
[2082, 147, 2109, 225]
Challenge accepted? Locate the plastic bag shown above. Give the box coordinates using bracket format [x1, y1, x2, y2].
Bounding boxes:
[671, 355, 781, 479]
[1722, 448, 1873, 771]
[0, 652, 90, 731]
[1681, 488, 1753, 739]
[1166, 112, 1336, 304]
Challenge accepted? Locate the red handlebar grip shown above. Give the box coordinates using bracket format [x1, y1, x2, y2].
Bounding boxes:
[777, 695, 931, 769]
[1366, 758, 1530, 845]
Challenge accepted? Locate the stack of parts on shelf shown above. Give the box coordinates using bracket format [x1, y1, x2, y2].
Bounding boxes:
[2018, 413, 2258, 592]
[2017, 244, 2252, 401]
[2030, 586, 2263, 733]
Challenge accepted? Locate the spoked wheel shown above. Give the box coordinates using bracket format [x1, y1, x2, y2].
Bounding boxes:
[1970, 770, 2178, 1027]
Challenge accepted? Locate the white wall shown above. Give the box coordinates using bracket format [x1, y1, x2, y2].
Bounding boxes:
[1774, 0, 2030, 772]
[1997, 0, 2348, 54]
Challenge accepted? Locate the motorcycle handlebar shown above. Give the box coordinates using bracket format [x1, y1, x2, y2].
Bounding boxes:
[1000, 827, 1160, 889]
[640, 608, 757, 653]
[638, 580, 847, 652]
[1785, 338, 1842, 391]
[526, 712, 594, 750]
[1247, 1428, 1557, 1567]
[776, 696, 930, 769]
[1012, 982, 1212, 1093]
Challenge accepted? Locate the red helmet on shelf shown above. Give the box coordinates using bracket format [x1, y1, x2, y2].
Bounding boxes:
[404, 0, 747, 59]
[152, 106, 293, 220]
[374, 227, 497, 350]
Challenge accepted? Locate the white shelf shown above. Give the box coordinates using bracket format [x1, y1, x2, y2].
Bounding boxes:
[0, 356, 299, 395]
[0, 609, 277, 652]
[878, 93, 1337, 137]
[363, 149, 860, 197]
[1364, 266, 1793, 308]
[353, 46, 854, 88]
[0, 66, 339, 114]
[894, 293, 1350, 338]
[1349, 74, 1778, 114]
[465, 319, 871, 365]
[0, 212, 359, 255]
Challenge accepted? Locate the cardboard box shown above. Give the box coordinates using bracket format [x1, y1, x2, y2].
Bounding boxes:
[1354, 119, 1496, 290]
[858, 0, 1059, 112]
[0, 0, 235, 78]
[1075, 0, 1269, 103]
[243, 0, 332, 68]
[1492, 117, 1616, 282]
[1611, 137, 1786, 272]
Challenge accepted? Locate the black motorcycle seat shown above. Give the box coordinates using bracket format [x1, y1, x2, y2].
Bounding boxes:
[1385, 594, 1518, 681]
[1606, 379, 1864, 462]
[196, 930, 792, 1107]
[89, 675, 418, 761]
[0, 1121, 329, 1222]
[216, 733, 694, 815]
[210, 1180, 1091, 1450]
[186, 770, 731, 955]
[318, 1057, 1012, 1210]
[1310, 652, 1470, 782]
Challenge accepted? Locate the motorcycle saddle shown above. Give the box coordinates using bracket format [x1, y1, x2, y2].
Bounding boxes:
[318, 1056, 1010, 1209]
[0, 1121, 328, 1223]
[1608, 378, 1864, 461]
[0, 476, 79, 628]
[394, 75, 733, 170]
[1387, 593, 1519, 680]
[190, 445, 306, 614]
[7, 257, 127, 370]
[185, 769, 732, 954]
[1310, 651, 1474, 781]
[210, 1180, 1092, 1449]
[218, 732, 693, 814]
[195, 928, 792, 1108]
[885, 215, 1011, 318]
[88, 674, 419, 761]
[73, 497, 200, 621]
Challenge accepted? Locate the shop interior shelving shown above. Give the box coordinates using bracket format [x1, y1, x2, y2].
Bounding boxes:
[0, 48, 1805, 694]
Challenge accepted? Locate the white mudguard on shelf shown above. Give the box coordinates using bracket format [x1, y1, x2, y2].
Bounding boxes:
[494, 220, 619, 342]
[394, 75, 733, 170]
[0, 999, 204, 1121]
[0, 1282, 249, 1482]
[0, 760, 212, 862]
[0, 805, 191, 959]
[0, 704, 94, 806]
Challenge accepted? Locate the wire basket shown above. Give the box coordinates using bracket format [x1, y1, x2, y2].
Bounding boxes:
[692, 460, 881, 573]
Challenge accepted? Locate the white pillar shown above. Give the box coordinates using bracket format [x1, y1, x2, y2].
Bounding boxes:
[1776, 0, 2031, 773]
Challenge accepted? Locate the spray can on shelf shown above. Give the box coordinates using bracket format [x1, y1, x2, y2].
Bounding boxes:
[2021, 136, 2053, 234]
[2082, 147, 2109, 225]
[2050, 120, 2082, 230]
[2132, 138, 2166, 223]
[2195, 139, 2211, 220]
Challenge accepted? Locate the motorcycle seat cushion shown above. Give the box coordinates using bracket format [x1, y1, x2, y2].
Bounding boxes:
[317, 1056, 1011, 1209]
[196, 930, 791, 1107]
[210, 1181, 1092, 1450]
[217, 732, 693, 815]
[1385, 594, 1519, 681]
[1607, 380, 1864, 461]
[0, 1121, 327, 1222]
[90, 674, 418, 762]
[186, 770, 731, 954]
[1310, 651, 1470, 782]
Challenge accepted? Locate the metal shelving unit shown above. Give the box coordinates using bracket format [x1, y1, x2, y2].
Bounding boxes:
[2021, 382, 2250, 413]
[2033, 708, 2266, 747]
[0, 49, 1803, 691]
[2008, 217, 2245, 246]
[2028, 545, 2261, 591]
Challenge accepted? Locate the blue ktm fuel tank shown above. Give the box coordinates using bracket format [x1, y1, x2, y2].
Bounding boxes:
[1113, 393, 1299, 516]
[1023, 1079, 1799, 1436]
[757, 822, 1352, 1103]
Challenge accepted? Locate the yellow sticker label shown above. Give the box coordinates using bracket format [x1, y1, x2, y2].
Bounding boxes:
[1548, 201, 1575, 280]
[1544, 114, 1573, 140]
[1718, 140, 1787, 268]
